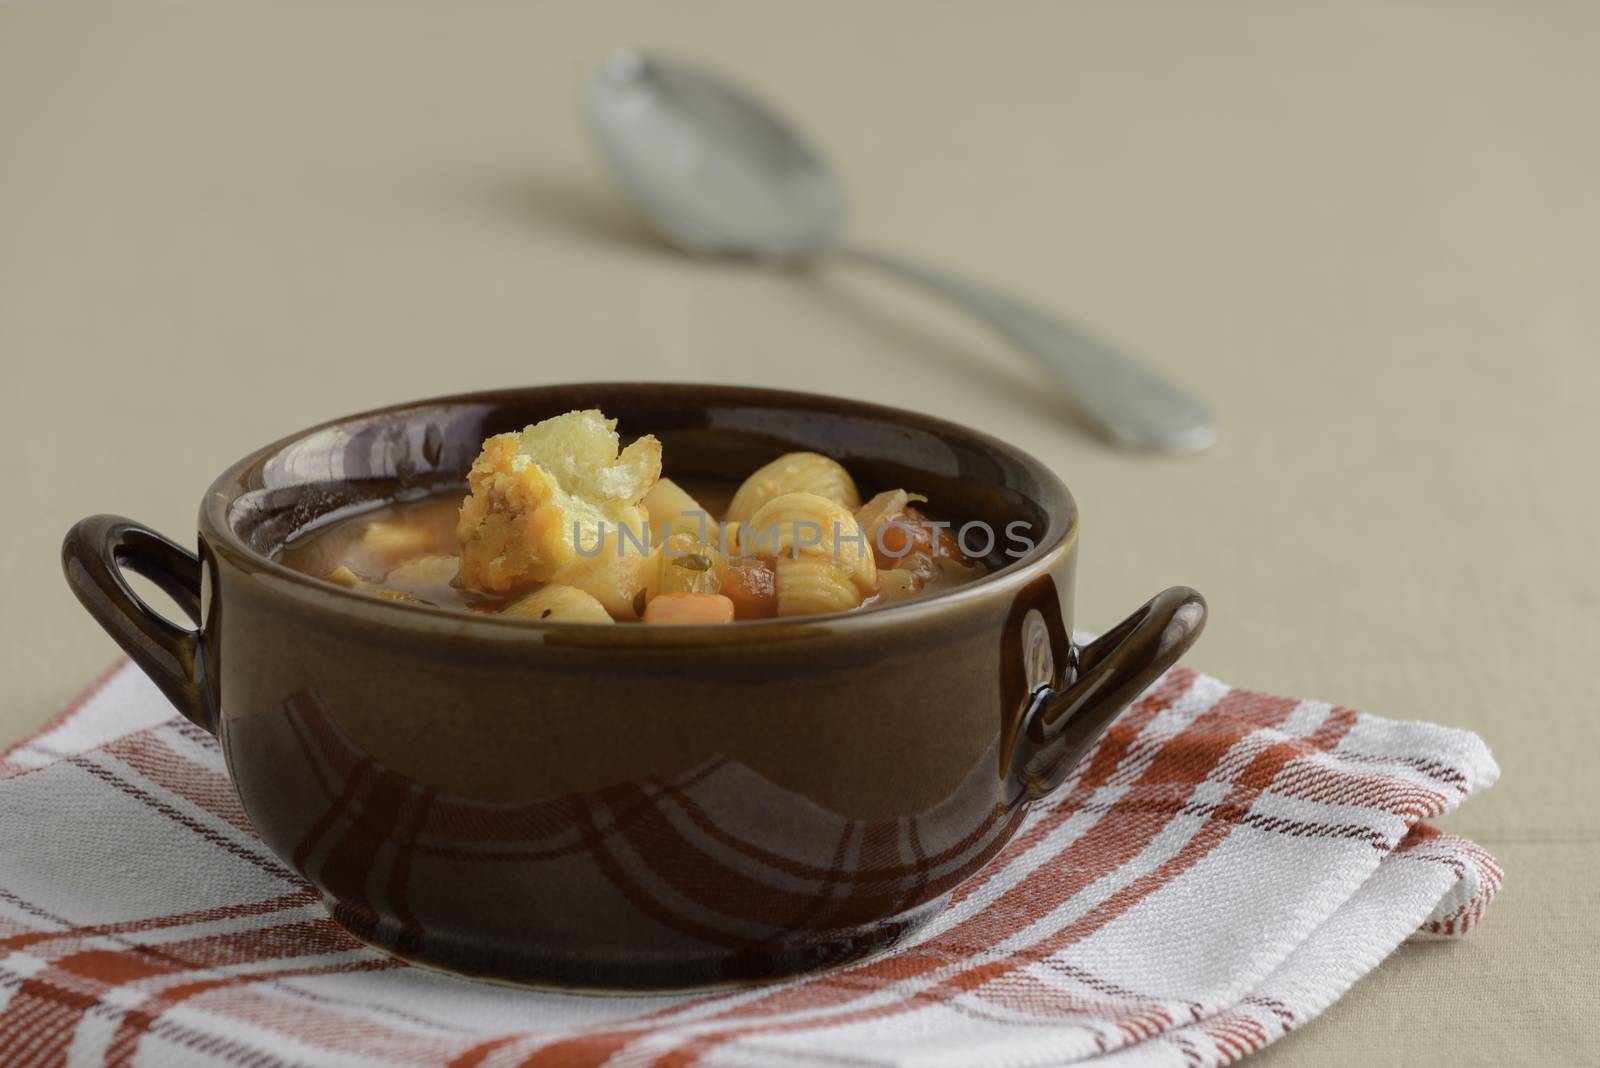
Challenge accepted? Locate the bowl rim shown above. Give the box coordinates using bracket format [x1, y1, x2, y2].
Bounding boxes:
[199, 382, 1079, 639]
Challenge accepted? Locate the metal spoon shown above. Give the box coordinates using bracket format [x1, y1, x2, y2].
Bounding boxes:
[586, 50, 1216, 453]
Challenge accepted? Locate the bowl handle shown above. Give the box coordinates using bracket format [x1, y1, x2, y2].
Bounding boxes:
[1014, 586, 1206, 799]
[62, 515, 212, 733]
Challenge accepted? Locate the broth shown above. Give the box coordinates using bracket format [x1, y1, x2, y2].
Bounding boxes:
[279, 409, 989, 624]
[278, 476, 987, 622]
[279, 479, 741, 616]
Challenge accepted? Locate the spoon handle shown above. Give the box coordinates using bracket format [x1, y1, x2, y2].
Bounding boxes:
[835, 245, 1215, 452]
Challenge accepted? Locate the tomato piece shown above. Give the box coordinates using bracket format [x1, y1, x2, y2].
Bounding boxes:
[720, 557, 778, 619]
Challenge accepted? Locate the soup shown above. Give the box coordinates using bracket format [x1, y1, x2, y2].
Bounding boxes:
[278, 409, 987, 624]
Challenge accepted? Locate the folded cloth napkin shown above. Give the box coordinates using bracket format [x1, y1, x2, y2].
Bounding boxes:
[0, 658, 1499, 1068]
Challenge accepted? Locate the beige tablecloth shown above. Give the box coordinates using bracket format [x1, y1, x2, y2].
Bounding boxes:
[1, 3, 1594, 1063]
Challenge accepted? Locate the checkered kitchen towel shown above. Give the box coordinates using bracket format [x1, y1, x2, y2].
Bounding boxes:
[0, 658, 1499, 1067]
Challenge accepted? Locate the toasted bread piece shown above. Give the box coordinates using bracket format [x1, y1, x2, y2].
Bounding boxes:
[456, 410, 661, 593]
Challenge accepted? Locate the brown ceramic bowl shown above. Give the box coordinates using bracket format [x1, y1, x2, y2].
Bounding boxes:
[62, 383, 1205, 991]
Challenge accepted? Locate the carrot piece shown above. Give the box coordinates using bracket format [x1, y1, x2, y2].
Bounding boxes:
[642, 592, 736, 625]
[721, 557, 777, 619]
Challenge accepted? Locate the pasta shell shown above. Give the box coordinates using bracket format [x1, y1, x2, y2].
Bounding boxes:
[719, 521, 745, 557]
[774, 556, 865, 617]
[725, 452, 860, 526]
[746, 492, 877, 615]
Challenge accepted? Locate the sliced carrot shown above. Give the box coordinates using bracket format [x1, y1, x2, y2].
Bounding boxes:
[642, 592, 736, 625]
[721, 557, 777, 619]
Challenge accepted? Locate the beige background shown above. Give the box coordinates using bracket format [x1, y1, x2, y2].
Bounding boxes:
[2, 2, 1596, 1063]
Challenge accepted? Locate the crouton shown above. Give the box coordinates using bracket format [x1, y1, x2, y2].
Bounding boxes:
[456, 410, 661, 594]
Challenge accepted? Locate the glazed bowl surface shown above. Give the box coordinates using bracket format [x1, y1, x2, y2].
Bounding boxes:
[63, 383, 1204, 989]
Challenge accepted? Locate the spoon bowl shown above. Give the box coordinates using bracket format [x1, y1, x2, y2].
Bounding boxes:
[587, 51, 844, 259]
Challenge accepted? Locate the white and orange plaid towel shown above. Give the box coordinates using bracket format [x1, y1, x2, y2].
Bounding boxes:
[0, 658, 1499, 1067]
